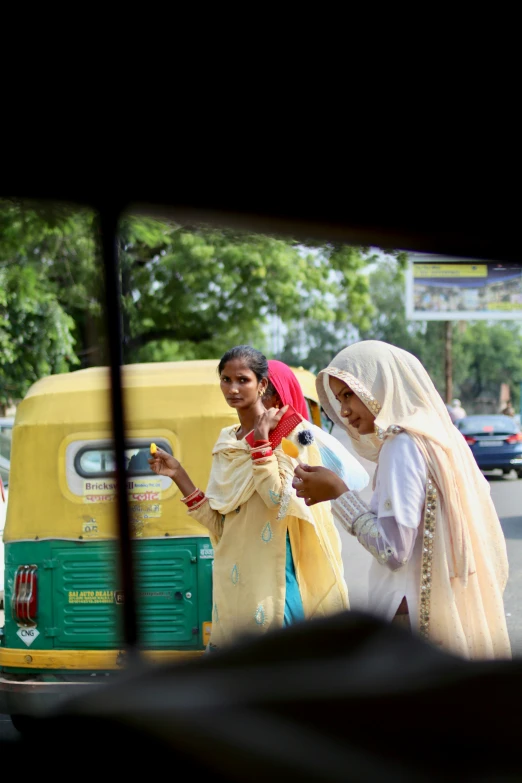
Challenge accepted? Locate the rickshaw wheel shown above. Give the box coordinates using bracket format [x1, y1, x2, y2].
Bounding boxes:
[10, 715, 35, 734]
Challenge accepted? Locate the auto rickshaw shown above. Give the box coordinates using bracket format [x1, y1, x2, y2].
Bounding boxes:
[0, 360, 322, 727]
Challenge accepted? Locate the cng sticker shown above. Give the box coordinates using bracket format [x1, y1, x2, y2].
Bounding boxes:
[17, 627, 40, 647]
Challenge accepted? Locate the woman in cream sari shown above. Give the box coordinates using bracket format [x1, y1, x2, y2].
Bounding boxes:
[149, 346, 361, 650]
[293, 340, 511, 660]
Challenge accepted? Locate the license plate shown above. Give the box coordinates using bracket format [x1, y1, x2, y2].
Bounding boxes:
[479, 440, 500, 447]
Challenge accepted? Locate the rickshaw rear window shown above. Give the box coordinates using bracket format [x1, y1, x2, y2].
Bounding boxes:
[0, 432, 11, 462]
[74, 440, 172, 478]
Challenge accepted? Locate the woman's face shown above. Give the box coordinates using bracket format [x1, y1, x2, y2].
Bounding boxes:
[329, 376, 376, 435]
[220, 359, 267, 410]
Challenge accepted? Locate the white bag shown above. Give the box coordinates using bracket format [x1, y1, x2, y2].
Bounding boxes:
[309, 424, 369, 492]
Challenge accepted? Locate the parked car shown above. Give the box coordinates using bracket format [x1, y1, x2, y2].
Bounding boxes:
[456, 415, 522, 477]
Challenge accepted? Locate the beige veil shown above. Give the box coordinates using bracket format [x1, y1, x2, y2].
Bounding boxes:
[317, 340, 511, 660]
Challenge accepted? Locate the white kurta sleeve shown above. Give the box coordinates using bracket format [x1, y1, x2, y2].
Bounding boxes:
[331, 433, 426, 571]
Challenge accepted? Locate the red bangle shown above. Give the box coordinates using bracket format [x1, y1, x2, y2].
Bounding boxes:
[182, 488, 200, 503]
[251, 445, 273, 461]
[181, 489, 205, 508]
[187, 495, 208, 511]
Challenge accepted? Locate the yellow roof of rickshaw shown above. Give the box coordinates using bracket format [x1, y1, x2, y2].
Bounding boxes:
[23, 361, 320, 403]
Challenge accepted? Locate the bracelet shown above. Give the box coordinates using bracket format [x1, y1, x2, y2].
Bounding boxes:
[334, 491, 370, 535]
[181, 487, 200, 503]
[187, 495, 208, 511]
[251, 442, 273, 461]
[181, 488, 206, 509]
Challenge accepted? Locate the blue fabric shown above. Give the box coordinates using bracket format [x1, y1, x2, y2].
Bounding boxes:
[284, 532, 305, 626]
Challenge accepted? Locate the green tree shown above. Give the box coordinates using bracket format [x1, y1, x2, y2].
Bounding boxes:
[0, 264, 78, 410]
[278, 253, 404, 373]
[279, 256, 522, 412]
[1, 202, 377, 401]
[5, 202, 520, 415]
[277, 320, 355, 373]
[459, 322, 522, 409]
[361, 259, 522, 410]
[118, 220, 375, 363]
[0, 199, 104, 368]
[358, 259, 472, 394]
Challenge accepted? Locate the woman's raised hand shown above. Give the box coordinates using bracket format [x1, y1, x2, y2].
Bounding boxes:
[148, 447, 181, 480]
[292, 464, 348, 506]
[254, 404, 288, 441]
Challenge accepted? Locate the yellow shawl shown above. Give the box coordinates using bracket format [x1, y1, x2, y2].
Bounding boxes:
[205, 422, 349, 619]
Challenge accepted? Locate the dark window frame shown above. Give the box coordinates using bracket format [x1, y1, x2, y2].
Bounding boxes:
[73, 438, 173, 478]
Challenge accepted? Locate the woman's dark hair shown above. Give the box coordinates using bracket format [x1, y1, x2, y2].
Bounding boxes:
[218, 346, 268, 382]
[263, 380, 280, 402]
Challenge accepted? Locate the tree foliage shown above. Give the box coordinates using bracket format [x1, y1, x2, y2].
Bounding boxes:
[119, 220, 374, 364]
[5, 201, 516, 415]
[459, 321, 522, 409]
[279, 257, 522, 411]
[0, 201, 376, 407]
[0, 202, 88, 408]
[360, 259, 522, 410]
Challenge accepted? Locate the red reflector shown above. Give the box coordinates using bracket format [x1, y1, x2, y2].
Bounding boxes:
[506, 433, 522, 444]
[464, 435, 477, 444]
[12, 566, 38, 627]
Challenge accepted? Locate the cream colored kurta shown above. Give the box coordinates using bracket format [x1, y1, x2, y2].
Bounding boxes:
[189, 423, 349, 649]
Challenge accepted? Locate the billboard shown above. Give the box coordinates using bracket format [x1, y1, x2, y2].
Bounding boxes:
[405, 255, 522, 320]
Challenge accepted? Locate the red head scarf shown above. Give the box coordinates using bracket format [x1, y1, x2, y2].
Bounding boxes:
[268, 360, 310, 421]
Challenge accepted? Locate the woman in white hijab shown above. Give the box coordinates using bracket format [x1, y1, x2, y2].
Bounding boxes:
[292, 340, 511, 660]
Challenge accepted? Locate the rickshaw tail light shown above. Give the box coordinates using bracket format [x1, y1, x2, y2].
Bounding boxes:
[12, 566, 38, 627]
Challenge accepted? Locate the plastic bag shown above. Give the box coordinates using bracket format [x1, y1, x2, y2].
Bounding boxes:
[309, 424, 369, 492]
